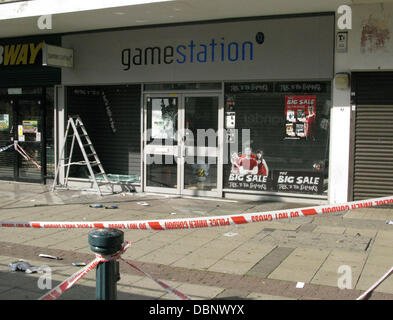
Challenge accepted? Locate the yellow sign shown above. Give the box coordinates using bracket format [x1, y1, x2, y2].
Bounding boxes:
[0, 42, 44, 66]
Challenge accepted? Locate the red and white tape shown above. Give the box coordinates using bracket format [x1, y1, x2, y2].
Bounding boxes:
[119, 258, 191, 300]
[2, 195, 393, 231]
[39, 241, 190, 301]
[39, 241, 131, 300]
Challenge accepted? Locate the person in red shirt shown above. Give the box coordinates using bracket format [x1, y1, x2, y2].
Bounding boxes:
[238, 147, 258, 174]
[305, 105, 316, 138]
[256, 150, 269, 176]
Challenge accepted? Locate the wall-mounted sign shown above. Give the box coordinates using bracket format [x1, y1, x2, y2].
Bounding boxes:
[0, 41, 44, 67]
[62, 15, 334, 84]
[42, 44, 73, 68]
[336, 31, 348, 53]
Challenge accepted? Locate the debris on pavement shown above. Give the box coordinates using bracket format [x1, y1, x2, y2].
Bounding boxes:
[39, 254, 63, 260]
[223, 232, 238, 237]
[9, 260, 42, 274]
[296, 282, 305, 288]
[104, 205, 118, 209]
[137, 202, 149, 206]
[386, 220, 393, 225]
[89, 204, 103, 208]
[72, 262, 86, 267]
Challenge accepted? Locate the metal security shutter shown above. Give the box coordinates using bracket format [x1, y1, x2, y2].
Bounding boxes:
[0, 67, 61, 87]
[352, 72, 393, 200]
[66, 85, 141, 178]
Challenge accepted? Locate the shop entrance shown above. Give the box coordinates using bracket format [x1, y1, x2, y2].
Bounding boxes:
[0, 93, 45, 183]
[143, 93, 223, 197]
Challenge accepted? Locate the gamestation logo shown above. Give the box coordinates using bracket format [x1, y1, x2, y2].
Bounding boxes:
[121, 33, 264, 70]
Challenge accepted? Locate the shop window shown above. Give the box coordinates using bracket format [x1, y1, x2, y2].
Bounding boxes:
[224, 81, 331, 196]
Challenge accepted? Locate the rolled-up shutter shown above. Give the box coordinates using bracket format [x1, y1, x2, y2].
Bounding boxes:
[352, 72, 393, 200]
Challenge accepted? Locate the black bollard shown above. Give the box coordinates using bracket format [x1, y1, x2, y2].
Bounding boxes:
[88, 228, 124, 300]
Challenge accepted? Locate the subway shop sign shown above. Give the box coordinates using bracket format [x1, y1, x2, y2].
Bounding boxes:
[0, 41, 44, 66]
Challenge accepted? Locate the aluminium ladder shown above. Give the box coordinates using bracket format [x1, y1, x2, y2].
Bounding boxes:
[51, 115, 113, 196]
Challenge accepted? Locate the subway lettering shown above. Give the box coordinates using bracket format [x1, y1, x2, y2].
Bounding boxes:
[0, 42, 44, 66]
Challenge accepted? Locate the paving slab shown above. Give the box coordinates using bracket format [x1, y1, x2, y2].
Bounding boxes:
[312, 226, 346, 234]
[268, 247, 331, 283]
[162, 282, 224, 300]
[246, 246, 294, 278]
[311, 248, 368, 288]
[259, 230, 371, 251]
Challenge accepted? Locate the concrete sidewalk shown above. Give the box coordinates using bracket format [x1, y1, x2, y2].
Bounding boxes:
[0, 181, 393, 300]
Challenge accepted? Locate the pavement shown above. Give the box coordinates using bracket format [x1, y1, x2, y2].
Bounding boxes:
[0, 181, 393, 300]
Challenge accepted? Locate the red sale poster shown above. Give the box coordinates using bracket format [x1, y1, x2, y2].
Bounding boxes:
[285, 95, 316, 139]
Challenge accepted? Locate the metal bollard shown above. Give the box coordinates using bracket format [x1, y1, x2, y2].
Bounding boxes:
[88, 228, 124, 300]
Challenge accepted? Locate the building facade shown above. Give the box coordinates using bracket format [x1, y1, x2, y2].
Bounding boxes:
[1, 2, 392, 205]
[0, 34, 61, 183]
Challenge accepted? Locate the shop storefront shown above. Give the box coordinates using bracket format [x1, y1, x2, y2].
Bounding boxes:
[0, 35, 61, 183]
[60, 13, 334, 201]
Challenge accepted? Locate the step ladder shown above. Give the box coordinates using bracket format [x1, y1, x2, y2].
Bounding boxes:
[51, 115, 113, 196]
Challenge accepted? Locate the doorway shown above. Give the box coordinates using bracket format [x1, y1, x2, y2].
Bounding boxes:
[0, 93, 45, 183]
[143, 93, 223, 197]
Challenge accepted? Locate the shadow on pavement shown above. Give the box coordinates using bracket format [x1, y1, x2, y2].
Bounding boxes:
[0, 270, 162, 300]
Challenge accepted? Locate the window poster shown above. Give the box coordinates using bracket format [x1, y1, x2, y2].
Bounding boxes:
[227, 147, 271, 191]
[274, 171, 324, 194]
[0, 114, 9, 131]
[22, 120, 38, 133]
[285, 95, 316, 139]
[225, 147, 324, 195]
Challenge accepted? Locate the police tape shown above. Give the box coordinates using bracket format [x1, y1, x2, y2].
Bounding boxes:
[1, 195, 393, 231]
[119, 258, 191, 300]
[356, 265, 393, 300]
[14, 141, 41, 170]
[0, 144, 13, 153]
[39, 241, 191, 300]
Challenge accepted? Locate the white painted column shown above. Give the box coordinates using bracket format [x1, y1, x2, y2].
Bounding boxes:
[55, 85, 66, 185]
[328, 16, 352, 204]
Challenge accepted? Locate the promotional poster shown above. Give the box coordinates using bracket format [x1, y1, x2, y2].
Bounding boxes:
[227, 147, 270, 191]
[285, 95, 317, 139]
[0, 114, 9, 131]
[225, 147, 324, 195]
